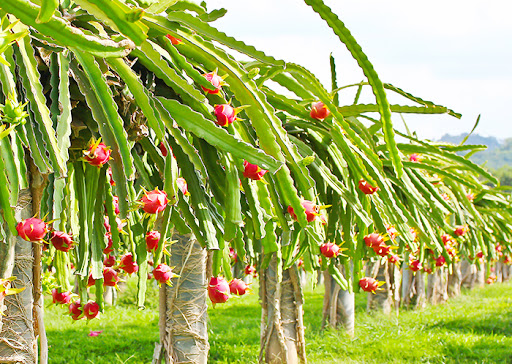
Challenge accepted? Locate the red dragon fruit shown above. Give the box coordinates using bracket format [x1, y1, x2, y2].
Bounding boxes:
[229, 247, 237, 263]
[84, 141, 111, 167]
[140, 188, 169, 214]
[119, 253, 138, 275]
[409, 259, 422, 272]
[229, 278, 249, 296]
[287, 200, 319, 223]
[208, 276, 230, 305]
[83, 301, 100, 320]
[359, 277, 382, 293]
[107, 167, 115, 186]
[153, 264, 176, 285]
[385, 224, 398, 240]
[441, 234, 454, 245]
[201, 70, 225, 94]
[435, 256, 446, 267]
[51, 289, 72, 305]
[50, 231, 74, 252]
[409, 153, 420, 162]
[103, 267, 120, 287]
[358, 180, 379, 195]
[165, 34, 182, 45]
[214, 104, 238, 127]
[364, 233, 385, 248]
[16, 218, 48, 242]
[373, 243, 392, 257]
[454, 225, 469, 237]
[69, 301, 83, 320]
[243, 161, 267, 181]
[310, 101, 330, 120]
[320, 242, 340, 258]
[103, 233, 114, 255]
[244, 265, 256, 277]
[87, 274, 96, 288]
[388, 254, 400, 265]
[104, 254, 116, 267]
[145, 231, 161, 252]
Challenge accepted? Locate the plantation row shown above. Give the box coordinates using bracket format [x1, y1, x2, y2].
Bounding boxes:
[0, 0, 510, 363]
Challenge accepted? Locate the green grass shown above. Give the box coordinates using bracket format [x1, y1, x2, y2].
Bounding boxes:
[45, 280, 512, 363]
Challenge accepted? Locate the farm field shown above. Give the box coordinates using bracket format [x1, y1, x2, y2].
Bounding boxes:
[1, 1, 510, 363]
[45, 280, 512, 363]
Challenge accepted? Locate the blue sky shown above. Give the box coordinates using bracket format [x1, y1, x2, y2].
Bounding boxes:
[204, 0, 512, 141]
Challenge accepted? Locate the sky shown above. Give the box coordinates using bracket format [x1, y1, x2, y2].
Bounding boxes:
[204, 0, 512, 141]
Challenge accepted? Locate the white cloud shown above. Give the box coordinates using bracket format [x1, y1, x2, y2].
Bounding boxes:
[204, 0, 512, 139]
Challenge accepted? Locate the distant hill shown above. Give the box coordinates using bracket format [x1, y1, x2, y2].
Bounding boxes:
[438, 133, 501, 151]
[438, 134, 512, 170]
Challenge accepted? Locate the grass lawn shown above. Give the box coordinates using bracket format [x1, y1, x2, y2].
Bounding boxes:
[45, 279, 512, 363]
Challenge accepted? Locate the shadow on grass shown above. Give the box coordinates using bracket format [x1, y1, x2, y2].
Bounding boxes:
[44, 282, 512, 363]
[427, 312, 512, 336]
[208, 301, 262, 363]
[208, 302, 261, 319]
[441, 339, 512, 364]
